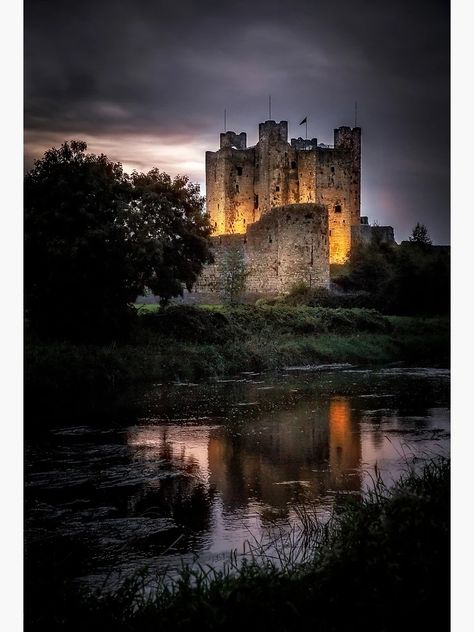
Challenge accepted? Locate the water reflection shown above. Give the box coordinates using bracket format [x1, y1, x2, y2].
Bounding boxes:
[25, 368, 450, 586]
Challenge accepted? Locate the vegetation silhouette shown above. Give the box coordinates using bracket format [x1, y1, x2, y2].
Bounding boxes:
[25, 141, 213, 341]
[330, 226, 449, 316]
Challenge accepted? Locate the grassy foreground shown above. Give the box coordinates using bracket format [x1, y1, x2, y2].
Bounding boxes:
[27, 457, 450, 632]
[25, 305, 449, 416]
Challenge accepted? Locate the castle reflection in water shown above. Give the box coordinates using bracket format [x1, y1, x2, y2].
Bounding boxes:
[127, 393, 365, 544]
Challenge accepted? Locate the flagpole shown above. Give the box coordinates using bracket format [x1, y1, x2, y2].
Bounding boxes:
[306, 118, 308, 140]
[224, 108, 226, 132]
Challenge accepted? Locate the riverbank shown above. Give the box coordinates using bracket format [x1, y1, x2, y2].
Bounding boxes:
[25, 305, 449, 416]
[26, 457, 450, 632]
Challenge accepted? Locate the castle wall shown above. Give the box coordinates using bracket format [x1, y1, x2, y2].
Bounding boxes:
[196, 203, 329, 295]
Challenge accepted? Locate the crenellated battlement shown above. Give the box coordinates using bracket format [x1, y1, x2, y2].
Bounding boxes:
[258, 120, 288, 144]
[220, 131, 247, 149]
[291, 137, 319, 150]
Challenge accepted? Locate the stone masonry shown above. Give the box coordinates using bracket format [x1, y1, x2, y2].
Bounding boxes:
[196, 203, 330, 294]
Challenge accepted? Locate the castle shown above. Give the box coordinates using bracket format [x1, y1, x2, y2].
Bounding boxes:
[196, 119, 393, 296]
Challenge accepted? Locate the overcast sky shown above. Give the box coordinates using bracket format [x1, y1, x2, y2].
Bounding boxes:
[24, 0, 450, 243]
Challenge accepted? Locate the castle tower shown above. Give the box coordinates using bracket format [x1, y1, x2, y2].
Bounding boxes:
[205, 120, 361, 263]
[255, 121, 295, 218]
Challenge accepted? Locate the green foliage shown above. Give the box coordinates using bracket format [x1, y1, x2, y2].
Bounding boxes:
[25, 141, 213, 341]
[27, 459, 449, 631]
[215, 245, 249, 304]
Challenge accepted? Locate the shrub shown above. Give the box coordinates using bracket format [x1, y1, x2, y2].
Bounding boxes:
[139, 305, 234, 344]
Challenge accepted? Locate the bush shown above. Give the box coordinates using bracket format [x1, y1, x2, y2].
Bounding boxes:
[139, 305, 234, 344]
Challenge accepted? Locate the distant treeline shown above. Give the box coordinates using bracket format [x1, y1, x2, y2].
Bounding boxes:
[276, 234, 450, 317]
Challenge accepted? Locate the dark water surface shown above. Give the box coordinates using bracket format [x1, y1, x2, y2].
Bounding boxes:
[25, 366, 449, 589]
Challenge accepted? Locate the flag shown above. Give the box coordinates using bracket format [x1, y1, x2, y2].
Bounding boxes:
[299, 117, 307, 125]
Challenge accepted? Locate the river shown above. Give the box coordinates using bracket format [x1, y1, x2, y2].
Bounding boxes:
[25, 365, 449, 590]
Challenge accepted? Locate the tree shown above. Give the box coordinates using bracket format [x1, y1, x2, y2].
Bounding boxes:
[217, 244, 248, 304]
[25, 141, 213, 340]
[409, 222, 432, 246]
[129, 169, 213, 305]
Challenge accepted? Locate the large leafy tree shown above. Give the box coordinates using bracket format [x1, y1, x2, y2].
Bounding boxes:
[25, 141, 213, 340]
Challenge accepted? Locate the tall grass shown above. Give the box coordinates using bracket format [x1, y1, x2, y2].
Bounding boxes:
[26, 457, 450, 631]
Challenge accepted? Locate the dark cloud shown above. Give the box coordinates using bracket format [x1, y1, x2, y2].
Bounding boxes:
[25, 0, 450, 243]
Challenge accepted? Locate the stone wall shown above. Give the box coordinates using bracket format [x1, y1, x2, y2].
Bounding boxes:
[351, 224, 395, 247]
[196, 203, 329, 295]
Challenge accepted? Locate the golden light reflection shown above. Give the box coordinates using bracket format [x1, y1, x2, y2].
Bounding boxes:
[328, 397, 361, 483]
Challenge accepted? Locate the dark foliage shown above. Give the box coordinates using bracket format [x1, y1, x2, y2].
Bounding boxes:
[409, 222, 432, 245]
[333, 231, 450, 316]
[25, 141, 213, 341]
[139, 305, 234, 344]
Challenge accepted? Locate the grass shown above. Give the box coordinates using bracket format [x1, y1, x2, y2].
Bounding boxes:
[25, 457, 450, 632]
[25, 304, 449, 419]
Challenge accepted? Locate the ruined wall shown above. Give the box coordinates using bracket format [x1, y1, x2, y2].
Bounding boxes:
[196, 203, 329, 295]
[351, 224, 395, 247]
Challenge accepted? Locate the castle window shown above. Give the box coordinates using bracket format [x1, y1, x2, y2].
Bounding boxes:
[291, 161, 297, 169]
[236, 184, 240, 193]
[335, 204, 342, 213]
[254, 194, 259, 209]
[331, 166, 335, 173]
[276, 186, 280, 192]
[268, 235, 273, 244]
[236, 166, 243, 176]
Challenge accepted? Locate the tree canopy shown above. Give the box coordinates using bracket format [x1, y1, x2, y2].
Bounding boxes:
[25, 141, 213, 340]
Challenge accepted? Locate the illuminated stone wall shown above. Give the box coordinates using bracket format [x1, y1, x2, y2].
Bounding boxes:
[205, 120, 361, 264]
[196, 203, 329, 294]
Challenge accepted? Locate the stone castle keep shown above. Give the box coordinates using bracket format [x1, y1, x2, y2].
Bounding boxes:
[196, 119, 393, 295]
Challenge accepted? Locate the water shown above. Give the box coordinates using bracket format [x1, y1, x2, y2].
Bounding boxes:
[25, 366, 449, 589]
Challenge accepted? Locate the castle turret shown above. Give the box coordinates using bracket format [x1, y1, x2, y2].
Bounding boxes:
[255, 121, 293, 218]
